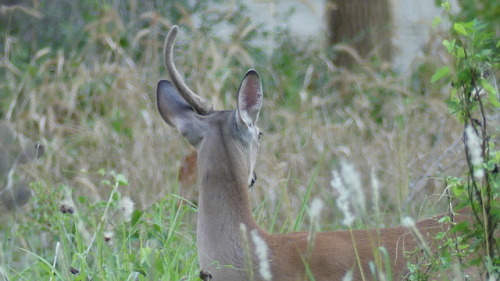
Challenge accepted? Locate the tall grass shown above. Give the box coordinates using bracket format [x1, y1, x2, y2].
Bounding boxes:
[0, 0, 495, 280]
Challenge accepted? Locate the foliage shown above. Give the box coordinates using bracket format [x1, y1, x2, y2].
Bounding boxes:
[413, 2, 500, 279]
[1, 172, 198, 280]
[453, 0, 500, 35]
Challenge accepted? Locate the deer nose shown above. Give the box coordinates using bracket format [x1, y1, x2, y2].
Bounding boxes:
[250, 171, 257, 188]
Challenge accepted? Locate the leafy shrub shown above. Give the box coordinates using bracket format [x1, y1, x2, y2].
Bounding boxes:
[415, 2, 500, 279]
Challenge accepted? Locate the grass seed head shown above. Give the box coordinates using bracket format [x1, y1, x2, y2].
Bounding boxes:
[465, 125, 484, 179]
[251, 230, 272, 281]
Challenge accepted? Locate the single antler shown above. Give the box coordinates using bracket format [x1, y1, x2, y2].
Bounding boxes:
[163, 25, 213, 115]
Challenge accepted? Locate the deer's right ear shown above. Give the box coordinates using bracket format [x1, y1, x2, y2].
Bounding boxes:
[157, 80, 204, 146]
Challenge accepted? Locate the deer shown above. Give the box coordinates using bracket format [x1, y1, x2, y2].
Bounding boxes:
[156, 25, 473, 281]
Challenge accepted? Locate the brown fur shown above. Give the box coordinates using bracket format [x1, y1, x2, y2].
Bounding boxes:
[178, 149, 198, 203]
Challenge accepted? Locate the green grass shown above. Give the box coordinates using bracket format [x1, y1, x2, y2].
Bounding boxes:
[0, 0, 497, 280]
[1, 175, 199, 280]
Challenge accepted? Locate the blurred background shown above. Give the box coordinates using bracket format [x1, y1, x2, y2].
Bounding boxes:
[0, 0, 498, 227]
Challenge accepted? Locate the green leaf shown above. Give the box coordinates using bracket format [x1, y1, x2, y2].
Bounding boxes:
[450, 221, 469, 233]
[115, 173, 129, 186]
[140, 247, 152, 262]
[451, 182, 465, 196]
[432, 16, 442, 29]
[438, 216, 451, 223]
[431, 66, 450, 83]
[441, 1, 450, 11]
[378, 247, 393, 278]
[435, 231, 446, 239]
[480, 79, 500, 107]
[443, 39, 455, 53]
[454, 23, 467, 35]
[484, 161, 495, 171]
[458, 244, 470, 250]
[131, 209, 143, 226]
[456, 46, 465, 58]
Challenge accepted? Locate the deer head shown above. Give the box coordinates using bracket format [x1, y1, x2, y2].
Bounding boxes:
[157, 26, 263, 189]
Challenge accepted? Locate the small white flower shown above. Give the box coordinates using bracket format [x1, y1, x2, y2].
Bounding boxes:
[119, 196, 134, 222]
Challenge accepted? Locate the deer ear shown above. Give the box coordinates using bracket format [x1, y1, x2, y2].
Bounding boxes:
[236, 70, 263, 127]
[157, 80, 191, 127]
[157, 80, 205, 146]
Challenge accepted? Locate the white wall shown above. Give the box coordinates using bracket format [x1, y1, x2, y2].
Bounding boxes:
[241, 0, 458, 75]
[390, 0, 459, 75]
[244, 0, 326, 40]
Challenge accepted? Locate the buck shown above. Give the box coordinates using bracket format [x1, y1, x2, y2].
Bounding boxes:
[156, 25, 470, 281]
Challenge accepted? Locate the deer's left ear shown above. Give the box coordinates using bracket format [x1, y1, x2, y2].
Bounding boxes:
[237, 70, 263, 127]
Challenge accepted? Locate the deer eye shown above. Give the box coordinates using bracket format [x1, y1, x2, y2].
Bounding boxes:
[258, 131, 264, 140]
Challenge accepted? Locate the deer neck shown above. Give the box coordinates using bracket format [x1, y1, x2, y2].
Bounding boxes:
[195, 123, 261, 270]
[197, 167, 257, 230]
